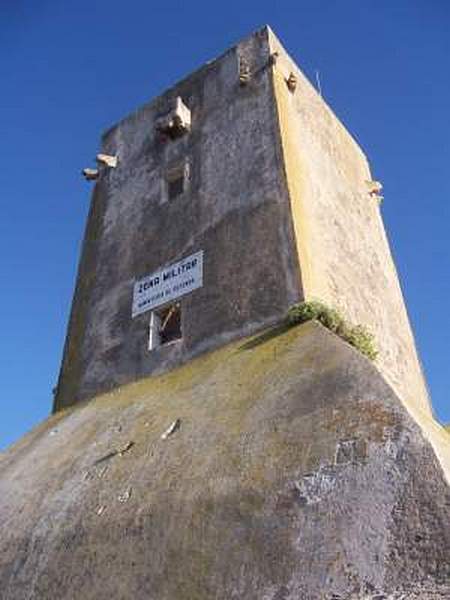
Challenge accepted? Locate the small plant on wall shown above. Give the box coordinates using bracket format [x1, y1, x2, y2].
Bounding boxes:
[286, 301, 378, 361]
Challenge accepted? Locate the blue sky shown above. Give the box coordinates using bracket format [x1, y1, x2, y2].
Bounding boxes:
[1, 1, 449, 449]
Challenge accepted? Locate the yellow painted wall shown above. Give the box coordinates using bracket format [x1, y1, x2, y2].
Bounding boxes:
[268, 28, 432, 425]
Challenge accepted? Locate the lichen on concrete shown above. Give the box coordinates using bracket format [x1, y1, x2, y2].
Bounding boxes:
[1, 322, 450, 599]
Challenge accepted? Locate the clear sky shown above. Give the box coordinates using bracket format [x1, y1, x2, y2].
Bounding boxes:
[1, 1, 449, 449]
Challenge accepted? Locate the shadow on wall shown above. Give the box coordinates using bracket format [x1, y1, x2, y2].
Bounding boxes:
[239, 322, 293, 351]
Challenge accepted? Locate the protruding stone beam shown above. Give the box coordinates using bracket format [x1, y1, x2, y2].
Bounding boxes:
[286, 72, 297, 93]
[238, 57, 251, 85]
[96, 153, 118, 168]
[365, 179, 384, 203]
[82, 168, 99, 181]
[155, 97, 191, 139]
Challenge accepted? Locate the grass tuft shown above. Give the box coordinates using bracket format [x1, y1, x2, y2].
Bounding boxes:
[286, 301, 378, 361]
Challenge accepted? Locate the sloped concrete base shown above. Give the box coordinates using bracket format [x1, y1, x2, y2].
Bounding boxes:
[1, 322, 449, 599]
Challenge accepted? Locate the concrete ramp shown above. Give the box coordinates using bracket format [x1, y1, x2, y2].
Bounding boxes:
[1, 322, 449, 599]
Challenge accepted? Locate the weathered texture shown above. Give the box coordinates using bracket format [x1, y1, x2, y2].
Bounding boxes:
[268, 29, 431, 420]
[55, 28, 302, 410]
[55, 26, 431, 433]
[1, 323, 449, 599]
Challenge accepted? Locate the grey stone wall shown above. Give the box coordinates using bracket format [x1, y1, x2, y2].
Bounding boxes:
[55, 28, 303, 410]
[56, 26, 431, 420]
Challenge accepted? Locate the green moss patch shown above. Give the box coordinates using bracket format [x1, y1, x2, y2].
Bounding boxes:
[286, 301, 378, 361]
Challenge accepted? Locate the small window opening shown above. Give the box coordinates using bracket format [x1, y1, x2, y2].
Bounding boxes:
[148, 303, 182, 351]
[159, 303, 182, 344]
[165, 161, 189, 202]
[168, 173, 184, 200]
[155, 97, 191, 140]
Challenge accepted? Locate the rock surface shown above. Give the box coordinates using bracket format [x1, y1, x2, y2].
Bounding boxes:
[1, 322, 449, 599]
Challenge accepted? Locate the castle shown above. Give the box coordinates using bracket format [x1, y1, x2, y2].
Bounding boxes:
[56, 26, 429, 424]
[2, 26, 450, 600]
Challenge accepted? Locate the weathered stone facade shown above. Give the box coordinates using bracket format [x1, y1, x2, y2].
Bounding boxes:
[55, 27, 431, 428]
[268, 29, 431, 423]
[55, 29, 302, 410]
[2, 26, 450, 600]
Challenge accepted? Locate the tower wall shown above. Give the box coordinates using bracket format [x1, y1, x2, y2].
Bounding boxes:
[56, 27, 431, 421]
[4, 27, 449, 600]
[55, 30, 303, 410]
[268, 30, 431, 418]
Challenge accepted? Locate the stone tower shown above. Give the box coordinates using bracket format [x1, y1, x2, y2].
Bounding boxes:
[2, 27, 449, 600]
[56, 26, 429, 425]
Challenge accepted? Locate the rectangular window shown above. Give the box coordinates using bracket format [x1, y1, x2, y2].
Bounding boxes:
[164, 160, 190, 202]
[148, 303, 182, 351]
[168, 173, 184, 199]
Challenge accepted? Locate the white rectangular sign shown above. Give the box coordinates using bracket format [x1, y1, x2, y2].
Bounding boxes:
[132, 250, 203, 317]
